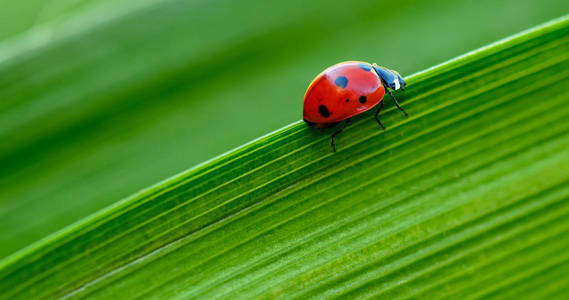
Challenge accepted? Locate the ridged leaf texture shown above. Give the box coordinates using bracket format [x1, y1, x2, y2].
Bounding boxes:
[2, 15, 569, 300]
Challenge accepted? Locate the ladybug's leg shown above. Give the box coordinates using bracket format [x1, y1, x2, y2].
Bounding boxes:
[382, 82, 408, 117]
[374, 101, 385, 130]
[330, 118, 352, 153]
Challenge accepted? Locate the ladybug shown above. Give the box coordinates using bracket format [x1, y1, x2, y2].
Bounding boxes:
[303, 61, 408, 152]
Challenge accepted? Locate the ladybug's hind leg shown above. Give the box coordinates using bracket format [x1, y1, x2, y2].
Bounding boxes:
[330, 118, 352, 153]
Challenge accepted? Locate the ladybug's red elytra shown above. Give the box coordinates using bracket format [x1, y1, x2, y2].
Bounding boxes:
[303, 61, 408, 152]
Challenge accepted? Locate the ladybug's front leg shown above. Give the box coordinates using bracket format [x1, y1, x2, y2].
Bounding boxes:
[382, 81, 408, 117]
[330, 118, 352, 153]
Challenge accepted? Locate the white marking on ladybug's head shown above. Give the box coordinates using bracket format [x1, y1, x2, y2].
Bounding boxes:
[372, 63, 405, 91]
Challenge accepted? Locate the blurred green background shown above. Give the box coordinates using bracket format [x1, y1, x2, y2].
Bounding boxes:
[1, 0, 568, 260]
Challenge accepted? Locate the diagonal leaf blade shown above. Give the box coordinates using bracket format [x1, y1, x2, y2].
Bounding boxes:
[2, 15, 569, 299]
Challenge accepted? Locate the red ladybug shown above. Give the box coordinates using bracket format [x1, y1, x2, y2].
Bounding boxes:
[303, 61, 408, 152]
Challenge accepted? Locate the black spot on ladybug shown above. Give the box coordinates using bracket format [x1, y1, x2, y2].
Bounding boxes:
[318, 105, 330, 118]
[335, 76, 348, 88]
[359, 96, 367, 103]
[346, 99, 350, 103]
[359, 63, 372, 71]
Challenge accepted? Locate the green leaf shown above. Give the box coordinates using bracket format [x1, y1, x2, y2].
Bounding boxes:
[2, 0, 568, 261]
[3, 14, 569, 299]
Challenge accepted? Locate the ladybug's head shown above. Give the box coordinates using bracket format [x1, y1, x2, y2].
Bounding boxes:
[372, 64, 407, 91]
